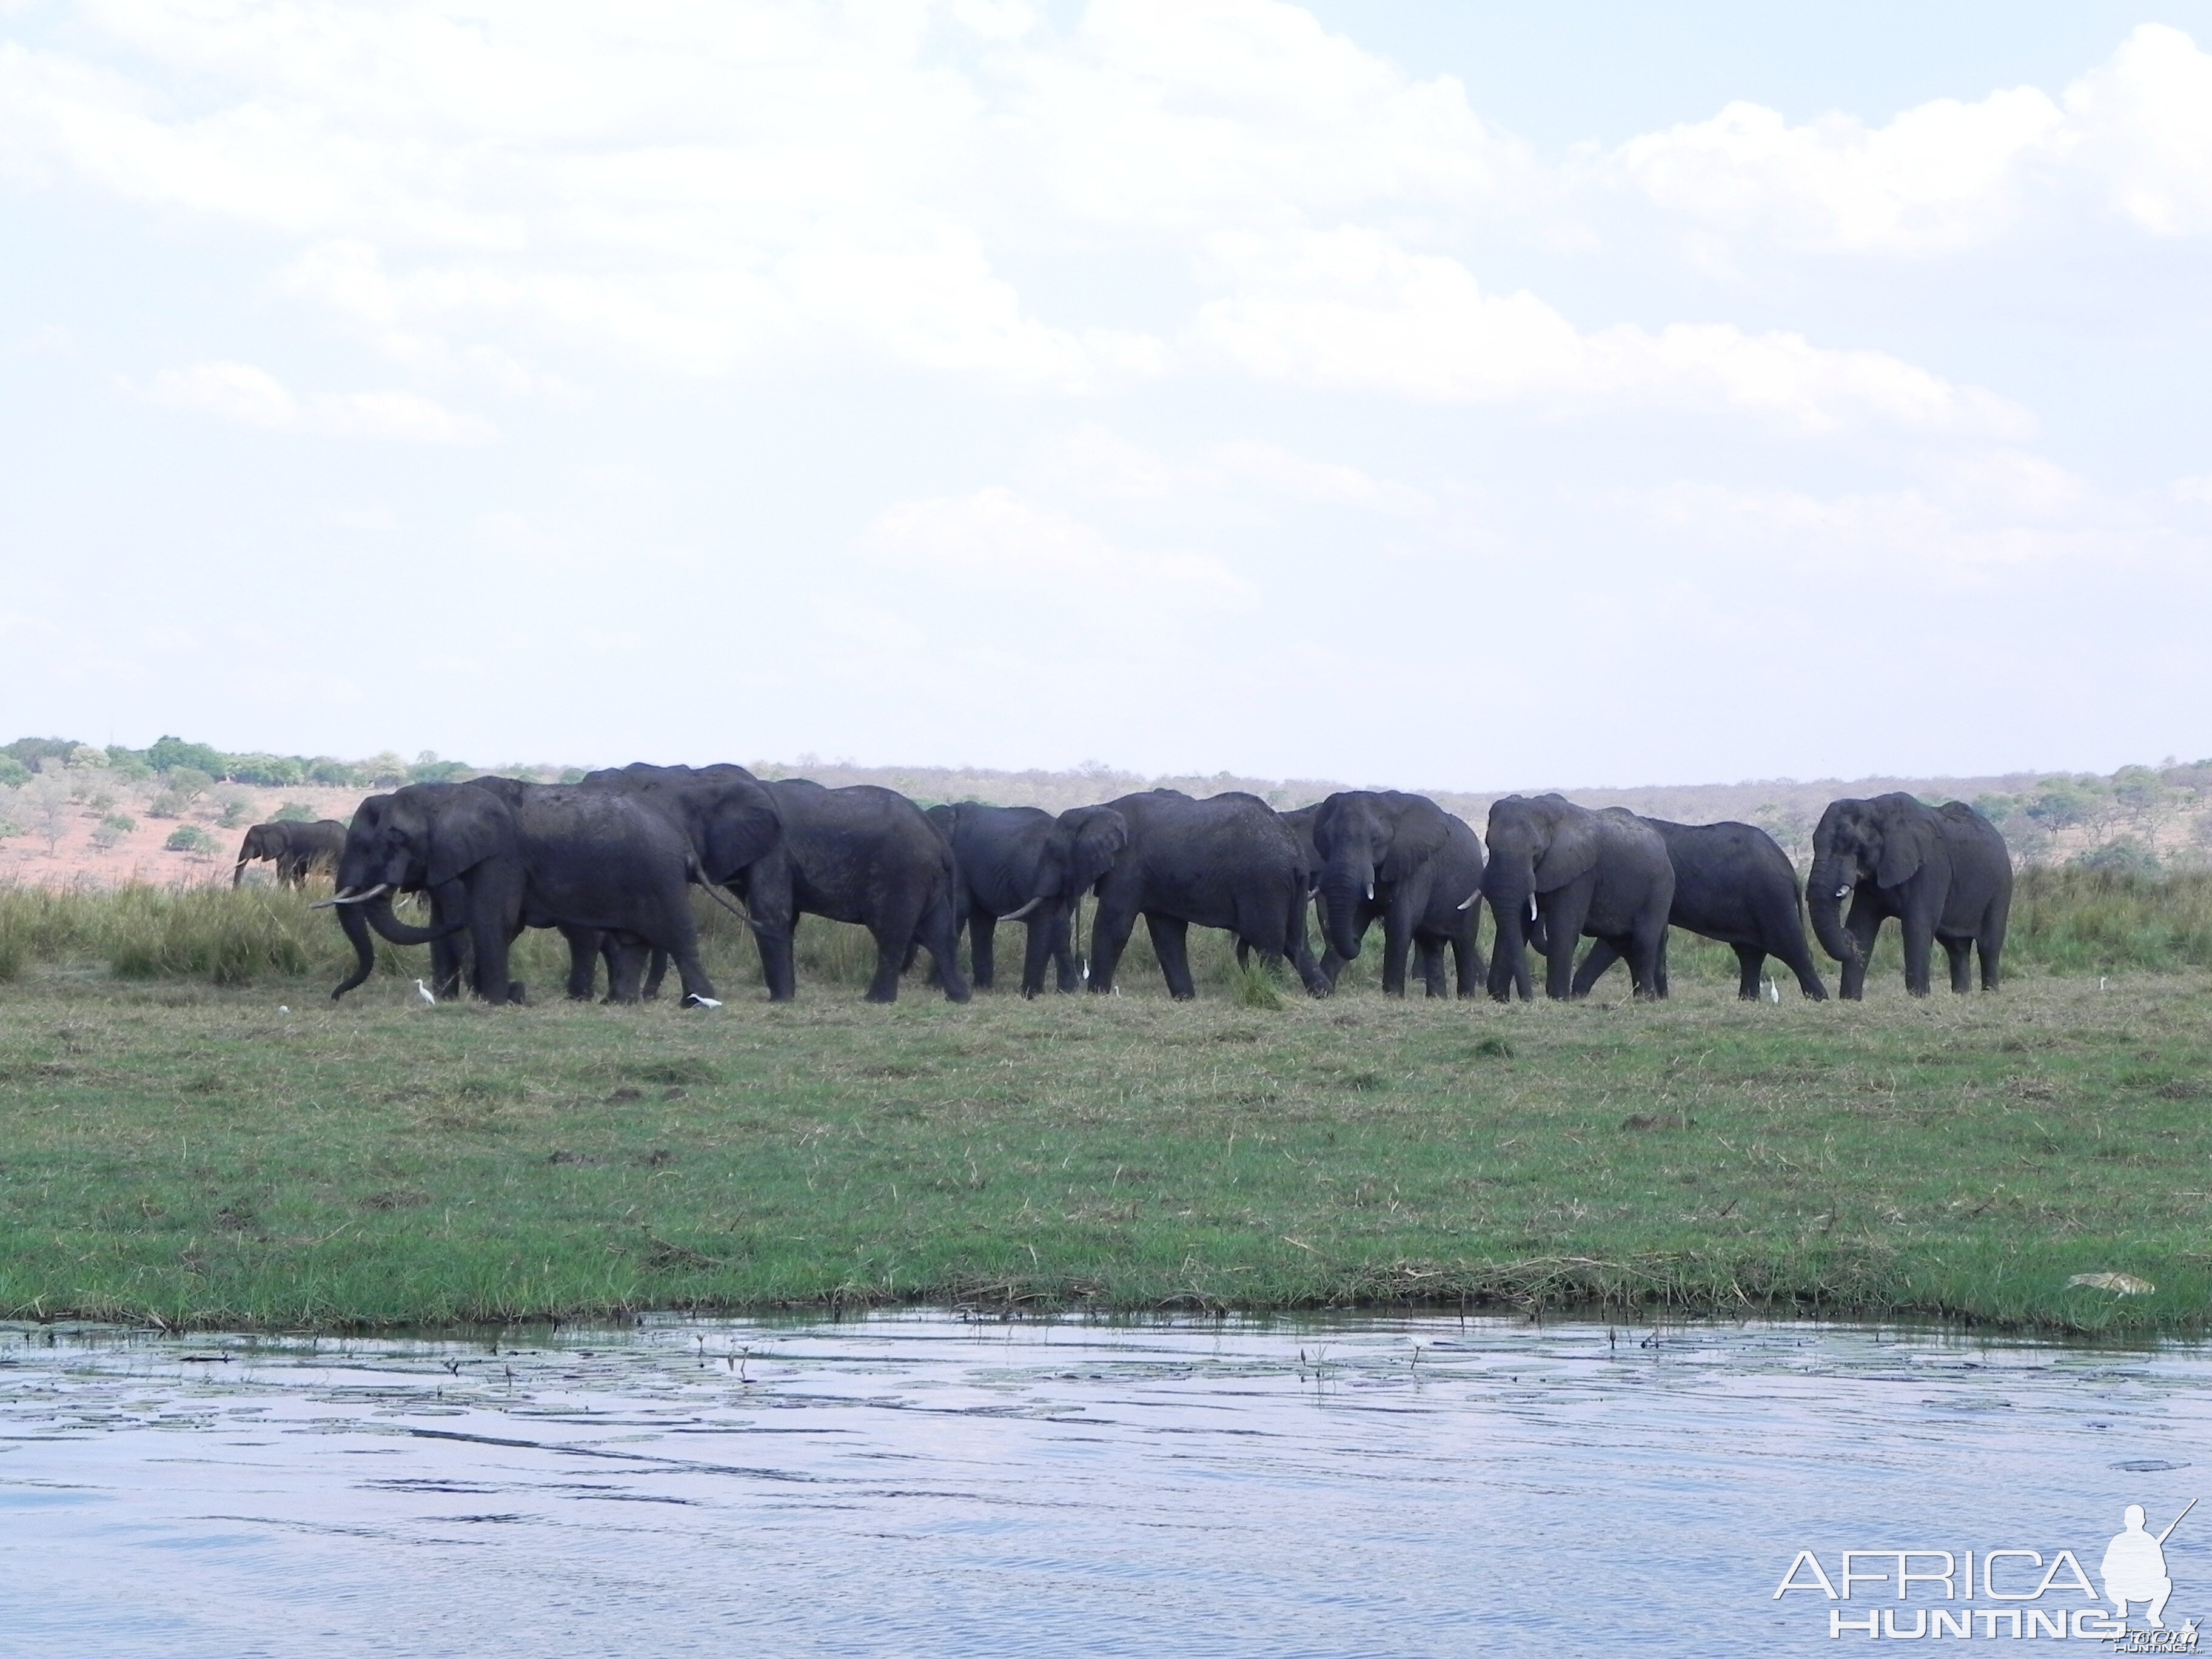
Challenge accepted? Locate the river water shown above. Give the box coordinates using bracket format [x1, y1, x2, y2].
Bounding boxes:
[2, 1312, 2205, 1657]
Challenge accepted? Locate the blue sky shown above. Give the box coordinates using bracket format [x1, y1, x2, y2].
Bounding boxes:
[4, 1, 2210, 790]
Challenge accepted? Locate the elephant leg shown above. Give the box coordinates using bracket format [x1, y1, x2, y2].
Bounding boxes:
[1942, 936, 1973, 994]
[920, 893, 971, 1004]
[564, 926, 604, 1000]
[1732, 944, 1767, 1000]
[1624, 920, 1669, 1000]
[1380, 912, 1413, 997]
[1978, 916, 2005, 991]
[1087, 894, 1139, 994]
[604, 937, 649, 1004]
[1900, 909, 1937, 997]
[1146, 913, 1196, 1000]
[1838, 894, 1880, 1002]
[754, 921, 797, 1002]
[969, 910, 999, 993]
[1020, 916, 1055, 999]
[1777, 934, 1829, 1000]
[1572, 939, 1621, 997]
[1051, 910, 1081, 994]
[1543, 886, 1594, 1000]
[1415, 938, 1446, 997]
[1453, 920, 1484, 998]
[863, 893, 927, 1004]
[470, 911, 517, 1005]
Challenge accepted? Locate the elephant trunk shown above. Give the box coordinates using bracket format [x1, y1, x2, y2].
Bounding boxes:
[232, 859, 247, 889]
[1806, 851, 1858, 965]
[1484, 860, 1535, 999]
[332, 900, 377, 1000]
[365, 889, 467, 947]
[1319, 861, 1369, 962]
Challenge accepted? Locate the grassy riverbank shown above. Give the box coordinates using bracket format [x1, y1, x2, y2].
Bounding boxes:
[3, 955, 2209, 1332]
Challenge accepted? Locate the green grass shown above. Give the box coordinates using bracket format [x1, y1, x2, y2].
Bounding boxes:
[5, 874, 2212, 1334]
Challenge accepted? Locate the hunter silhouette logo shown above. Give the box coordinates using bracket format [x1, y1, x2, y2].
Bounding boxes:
[1775, 1498, 2201, 1644]
[2106, 1500, 2194, 1629]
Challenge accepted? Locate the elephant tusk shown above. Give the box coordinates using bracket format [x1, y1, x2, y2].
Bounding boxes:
[999, 897, 1044, 922]
[310, 883, 389, 911]
[1834, 884, 1852, 899]
[1455, 889, 1480, 911]
[1528, 896, 1538, 922]
[1364, 883, 1375, 902]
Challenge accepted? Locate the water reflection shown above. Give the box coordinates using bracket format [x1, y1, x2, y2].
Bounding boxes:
[1, 1313, 2204, 1657]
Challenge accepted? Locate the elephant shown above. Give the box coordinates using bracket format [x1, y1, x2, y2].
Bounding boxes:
[467, 776, 729, 1006]
[1568, 817, 1829, 1000]
[1087, 790, 1328, 999]
[1806, 793, 2012, 997]
[1482, 795, 1674, 1000]
[926, 802, 1128, 995]
[1311, 790, 1487, 996]
[727, 779, 969, 1004]
[575, 763, 784, 999]
[324, 780, 726, 1007]
[232, 819, 346, 888]
[324, 783, 522, 1004]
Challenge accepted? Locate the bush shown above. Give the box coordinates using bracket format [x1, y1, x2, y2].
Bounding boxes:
[91, 814, 136, 850]
[2, 737, 82, 769]
[87, 791, 116, 812]
[146, 792, 186, 820]
[307, 759, 359, 786]
[226, 754, 306, 786]
[2073, 839, 2162, 876]
[165, 766, 214, 802]
[272, 801, 317, 823]
[0, 757, 28, 788]
[0, 817, 21, 840]
[215, 791, 256, 828]
[146, 736, 228, 777]
[164, 825, 218, 854]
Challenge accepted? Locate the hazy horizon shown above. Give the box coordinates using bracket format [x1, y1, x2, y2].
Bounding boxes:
[6, 2, 2211, 783]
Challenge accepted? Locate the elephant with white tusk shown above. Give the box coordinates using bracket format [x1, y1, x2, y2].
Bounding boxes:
[1309, 790, 1487, 997]
[1481, 794, 1674, 1002]
[1805, 793, 2012, 999]
[926, 802, 1127, 996]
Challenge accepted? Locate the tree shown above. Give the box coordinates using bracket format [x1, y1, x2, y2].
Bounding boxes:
[146, 736, 228, 777]
[164, 825, 217, 855]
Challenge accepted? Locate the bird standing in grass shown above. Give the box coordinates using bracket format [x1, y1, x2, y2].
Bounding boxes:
[415, 979, 436, 1006]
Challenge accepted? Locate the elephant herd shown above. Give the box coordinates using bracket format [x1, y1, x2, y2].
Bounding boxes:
[265, 765, 2014, 1008]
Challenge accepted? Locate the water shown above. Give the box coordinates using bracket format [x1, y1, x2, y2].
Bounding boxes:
[2, 1312, 2206, 1656]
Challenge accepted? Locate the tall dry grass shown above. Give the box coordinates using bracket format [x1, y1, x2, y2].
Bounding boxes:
[4, 868, 2205, 991]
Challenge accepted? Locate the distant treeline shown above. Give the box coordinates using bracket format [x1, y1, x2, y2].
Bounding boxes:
[0, 735, 577, 792]
[10, 735, 2212, 874]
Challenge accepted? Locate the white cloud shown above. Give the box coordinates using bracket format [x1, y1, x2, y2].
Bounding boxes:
[864, 486, 1248, 604]
[144, 360, 492, 441]
[2176, 475, 2212, 507]
[1028, 422, 1430, 515]
[1190, 226, 2032, 434]
[1613, 24, 2212, 253]
[1615, 87, 2065, 255]
[2066, 23, 2212, 236]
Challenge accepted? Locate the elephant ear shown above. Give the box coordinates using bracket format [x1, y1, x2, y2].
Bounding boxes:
[426, 789, 512, 888]
[1310, 797, 1344, 861]
[703, 789, 781, 880]
[926, 803, 956, 841]
[1874, 802, 1937, 888]
[1379, 800, 1448, 884]
[1064, 807, 1128, 893]
[1532, 807, 1601, 893]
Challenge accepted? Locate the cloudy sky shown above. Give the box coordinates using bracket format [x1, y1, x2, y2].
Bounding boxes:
[4, 1, 2211, 790]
